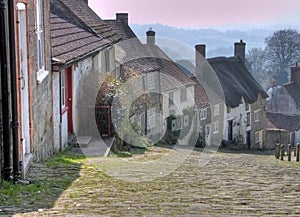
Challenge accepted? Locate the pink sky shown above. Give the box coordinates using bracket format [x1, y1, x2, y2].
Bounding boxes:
[89, 0, 300, 28]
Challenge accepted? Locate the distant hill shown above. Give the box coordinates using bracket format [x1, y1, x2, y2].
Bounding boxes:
[130, 23, 299, 59]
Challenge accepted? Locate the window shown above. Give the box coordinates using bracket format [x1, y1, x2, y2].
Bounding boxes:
[147, 107, 155, 129]
[180, 88, 187, 102]
[214, 104, 219, 116]
[227, 106, 231, 113]
[212, 121, 219, 134]
[105, 49, 110, 72]
[183, 115, 189, 127]
[255, 131, 262, 143]
[200, 109, 207, 120]
[169, 92, 174, 107]
[246, 112, 250, 126]
[36, 0, 48, 83]
[245, 102, 249, 111]
[61, 70, 66, 109]
[147, 73, 155, 90]
[254, 109, 260, 122]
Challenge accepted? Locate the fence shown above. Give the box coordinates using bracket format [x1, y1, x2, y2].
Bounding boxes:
[275, 143, 300, 162]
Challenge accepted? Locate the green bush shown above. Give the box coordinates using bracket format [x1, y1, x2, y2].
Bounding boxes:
[189, 131, 204, 148]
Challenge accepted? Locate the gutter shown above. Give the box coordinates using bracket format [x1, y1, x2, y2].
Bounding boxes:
[52, 44, 111, 71]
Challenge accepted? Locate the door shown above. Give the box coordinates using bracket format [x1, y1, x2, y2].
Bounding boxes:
[65, 67, 73, 134]
[18, 3, 31, 157]
[246, 131, 251, 149]
[205, 125, 211, 146]
[228, 120, 233, 141]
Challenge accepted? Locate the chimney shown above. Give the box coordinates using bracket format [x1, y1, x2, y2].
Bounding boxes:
[116, 13, 128, 25]
[146, 27, 155, 45]
[83, 0, 88, 4]
[195, 44, 206, 69]
[290, 62, 300, 86]
[234, 39, 246, 63]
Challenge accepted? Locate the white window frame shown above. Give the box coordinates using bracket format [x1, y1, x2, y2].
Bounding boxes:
[147, 73, 155, 90]
[212, 121, 219, 134]
[36, 0, 49, 83]
[200, 109, 207, 120]
[61, 70, 66, 109]
[147, 107, 155, 129]
[254, 109, 260, 122]
[169, 92, 174, 107]
[214, 104, 219, 116]
[180, 88, 187, 102]
[255, 131, 262, 143]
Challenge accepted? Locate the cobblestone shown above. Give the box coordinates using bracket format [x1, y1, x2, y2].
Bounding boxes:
[5, 148, 300, 216]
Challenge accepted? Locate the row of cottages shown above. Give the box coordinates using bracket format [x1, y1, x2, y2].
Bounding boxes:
[101, 13, 197, 145]
[100, 12, 268, 149]
[266, 64, 300, 148]
[193, 41, 268, 149]
[0, 0, 122, 180]
[93, 12, 268, 149]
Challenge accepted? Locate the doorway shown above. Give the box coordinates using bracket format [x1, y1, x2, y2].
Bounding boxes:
[246, 131, 251, 149]
[65, 67, 73, 134]
[228, 120, 233, 141]
[18, 3, 31, 158]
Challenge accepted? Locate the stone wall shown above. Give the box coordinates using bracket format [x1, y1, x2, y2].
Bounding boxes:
[266, 129, 288, 150]
[251, 94, 267, 149]
[28, 0, 54, 161]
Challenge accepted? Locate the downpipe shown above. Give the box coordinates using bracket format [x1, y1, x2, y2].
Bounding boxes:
[0, 0, 13, 181]
[8, 0, 21, 182]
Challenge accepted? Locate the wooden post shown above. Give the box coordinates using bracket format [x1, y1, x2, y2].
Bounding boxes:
[280, 144, 284, 161]
[296, 143, 300, 162]
[287, 144, 291, 161]
[275, 143, 280, 159]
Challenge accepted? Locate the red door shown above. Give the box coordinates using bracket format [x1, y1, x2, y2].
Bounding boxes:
[65, 67, 73, 134]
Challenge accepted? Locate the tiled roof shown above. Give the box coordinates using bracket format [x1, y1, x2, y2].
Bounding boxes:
[50, 0, 109, 63]
[267, 112, 300, 132]
[124, 57, 195, 92]
[60, 0, 121, 43]
[103, 20, 137, 40]
[208, 57, 268, 108]
[102, 18, 194, 92]
[190, 76, 210, 109]
[284, 82, 300, 109]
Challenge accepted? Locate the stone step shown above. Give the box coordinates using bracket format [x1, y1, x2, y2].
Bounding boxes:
[76, 136, 92, 148]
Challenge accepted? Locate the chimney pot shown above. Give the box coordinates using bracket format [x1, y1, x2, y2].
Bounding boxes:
[146, 27, 155, 44]
[116, 13, 128, 25]
[234, 39, 246, 63]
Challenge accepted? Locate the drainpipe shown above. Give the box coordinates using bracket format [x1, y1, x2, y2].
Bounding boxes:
[59, 69, 63, 152]
[0, 0, 13, 181]
[8, 0, 20, 182]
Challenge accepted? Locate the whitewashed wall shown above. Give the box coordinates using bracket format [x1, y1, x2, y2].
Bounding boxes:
[224, 97, 251, 143]
[162, 85, 195, 119]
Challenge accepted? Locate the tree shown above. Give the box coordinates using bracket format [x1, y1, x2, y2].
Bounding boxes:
[265, 29, 300, 85]
[246, 47, 269, 88]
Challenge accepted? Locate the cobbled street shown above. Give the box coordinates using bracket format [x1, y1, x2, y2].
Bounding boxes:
[3, 147, 300, 217]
